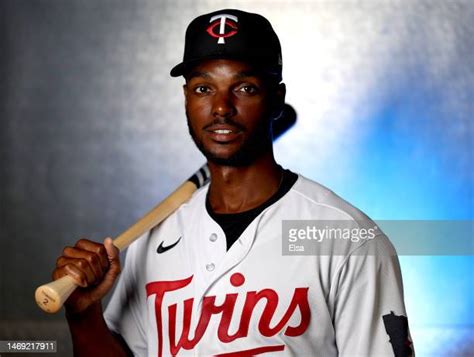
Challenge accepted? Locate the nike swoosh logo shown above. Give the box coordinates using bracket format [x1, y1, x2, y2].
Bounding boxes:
[157, 237, 181, 254]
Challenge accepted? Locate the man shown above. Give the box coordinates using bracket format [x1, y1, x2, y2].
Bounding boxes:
[53, 9, 413, 356]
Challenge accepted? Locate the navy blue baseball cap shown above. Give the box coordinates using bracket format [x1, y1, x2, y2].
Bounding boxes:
[170, 9, 282, 81]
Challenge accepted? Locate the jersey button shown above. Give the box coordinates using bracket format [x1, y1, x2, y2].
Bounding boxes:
[206, 263, 215, 272]
[209, 233, 218, 242]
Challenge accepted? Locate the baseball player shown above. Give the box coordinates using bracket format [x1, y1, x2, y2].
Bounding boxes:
[52, 9, 413, 356]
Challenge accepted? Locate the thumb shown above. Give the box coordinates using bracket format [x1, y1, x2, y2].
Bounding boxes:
[104, 236, 119, 259]
[90, 237, 121, 300]
[103, 237, 121, 278]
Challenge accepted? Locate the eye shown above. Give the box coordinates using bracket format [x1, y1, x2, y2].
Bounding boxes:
[237, 85, 258, 94]
[193, 85, 211, 94]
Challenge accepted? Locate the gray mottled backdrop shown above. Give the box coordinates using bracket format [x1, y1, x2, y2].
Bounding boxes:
[1, 1, 473, 356]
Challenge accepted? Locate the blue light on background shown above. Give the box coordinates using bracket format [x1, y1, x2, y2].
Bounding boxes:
[338, 106, 473, 355]
[274, 3, 473, 350]
[277, 82, 473, 354]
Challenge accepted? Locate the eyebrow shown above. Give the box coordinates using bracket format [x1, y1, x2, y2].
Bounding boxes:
[186, 71, 211, 80]
[234, 70, 261, 79]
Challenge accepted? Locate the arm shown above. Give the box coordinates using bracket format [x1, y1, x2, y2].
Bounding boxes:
[332, 235, 414, 356]
[52, 238, 129, 356]
[66, 302, 130, 357]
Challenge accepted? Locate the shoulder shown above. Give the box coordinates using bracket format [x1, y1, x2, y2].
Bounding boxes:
[287, 173, 375, 225]
[156, 182, 209, 226]
[125, 183, 209, 253]
[173, 182, 209, 221]
[282, 173, 397, 257]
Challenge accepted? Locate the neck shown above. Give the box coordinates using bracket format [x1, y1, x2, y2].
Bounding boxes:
[207, 151, 282, 214]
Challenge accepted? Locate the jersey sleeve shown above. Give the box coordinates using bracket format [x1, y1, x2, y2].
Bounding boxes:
[332, 235, 414, 356]
[103, 235, 148, 356]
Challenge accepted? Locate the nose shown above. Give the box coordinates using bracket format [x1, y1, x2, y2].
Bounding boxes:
[212, 91, 236, 118]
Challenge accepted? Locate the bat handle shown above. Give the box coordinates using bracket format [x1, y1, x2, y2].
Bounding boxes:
[35, 165, 210, 314]
[35, 275, 78, 313]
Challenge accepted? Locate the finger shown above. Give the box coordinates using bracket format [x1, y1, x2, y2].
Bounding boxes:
[56, 256, 96, 286]
[56, 255, 99, 279]
[59, 248, 105, 280]
[75, 239, 109, 270]
[53, 264, 89, 288]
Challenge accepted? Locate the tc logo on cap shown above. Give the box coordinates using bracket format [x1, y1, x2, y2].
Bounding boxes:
[206, 14, 238, 44]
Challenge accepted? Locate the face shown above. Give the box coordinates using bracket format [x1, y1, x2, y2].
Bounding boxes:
[183, 59, 285, 166]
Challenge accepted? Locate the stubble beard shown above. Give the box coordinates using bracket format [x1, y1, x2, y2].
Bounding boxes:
[186, 111, 273, 167]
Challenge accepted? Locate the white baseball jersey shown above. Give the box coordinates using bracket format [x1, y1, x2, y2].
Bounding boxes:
[104, 174, 413, 356]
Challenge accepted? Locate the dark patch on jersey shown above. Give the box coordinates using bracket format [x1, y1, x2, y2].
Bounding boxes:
[157, 237, 181, 254]
[383, 311, 413, 357]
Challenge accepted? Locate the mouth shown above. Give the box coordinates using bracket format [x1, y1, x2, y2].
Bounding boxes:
[212, 129, 233, 134]
[204, 124, 243, 143]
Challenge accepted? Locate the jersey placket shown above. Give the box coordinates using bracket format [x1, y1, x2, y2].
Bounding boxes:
[195, 212, 263, 308]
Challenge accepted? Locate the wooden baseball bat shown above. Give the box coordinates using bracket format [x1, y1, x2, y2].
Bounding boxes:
[35, 104, 297, 313]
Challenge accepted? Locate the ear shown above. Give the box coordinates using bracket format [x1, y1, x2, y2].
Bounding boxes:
[271, 82, 286, 119]
[276, 83, 286, 109]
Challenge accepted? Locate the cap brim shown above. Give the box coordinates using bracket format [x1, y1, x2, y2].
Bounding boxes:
[170, 55, 282, 81]
[170, 62, 185, 77]
[170, 56, 225, 77]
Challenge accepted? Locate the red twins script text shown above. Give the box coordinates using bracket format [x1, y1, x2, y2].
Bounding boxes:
[146, 273, 311, 357]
